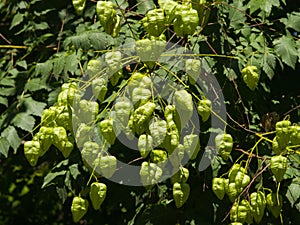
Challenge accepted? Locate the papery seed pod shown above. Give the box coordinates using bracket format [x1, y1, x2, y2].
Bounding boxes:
[89, 182, 107, 210]
[241, 65, 259, 91]
[71, 196, 88, 222]
[250, 191, 266, 224]
[173, 182, 190, 208]
[270, 155, 288, 182]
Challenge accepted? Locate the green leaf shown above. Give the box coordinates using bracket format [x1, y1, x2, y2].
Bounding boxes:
[23, 96, 47, 116]
[35, 60, 53, 77]
[229, 1, 246, 29]
[11, 112, 35, 132]
[0, 77, 15, 86]
[0, 96, 8, 107]
[136, 0, 155, 14]
[25, 78, 48, 92]
[42, 171, 67, 188]
[262, 53, 276, 79]
[0, 87, 16, 96]
[247, 0, 280, 15]
[286, 177, 300, 209]
[281, 12, 300, 32]
[16, 60, 27, 70]
[1, 126, 21, 153]
[69, 164, 80, 180]
[273, 35, 298, 69]
[0, 137, 10, 157]
[9, 13, 24, 30]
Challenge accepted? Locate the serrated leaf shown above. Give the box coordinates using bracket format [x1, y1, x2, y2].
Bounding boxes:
[274, 35, 298, 69]
[10, 13, 24, 30]
[56, 186, 68, 203]
[25, 78, 48, 92]
[0, 87, 16, 96]
[1, 126, 21, 153]
[42, 171, 66, 188]
[0, 96, 8, 107]
[11, 112, 35, 132]
[286, 177, 300, 207]
[281, 12, 300, 32]
[0, 137, 10, 157]
[247, 0, 280, 15]
[136, 0, 155, 14]
[262, 53, 276, 79]
[23, 96, 47, 116]
[35, 60, 53, 77]
[69, 164, 80, 179]
[229, 1, 246, 29]
[64, 52, 78, 76]
[0, 77, 15, 86]
[16, 60, 27, 69]
[53, 57, 65, 76]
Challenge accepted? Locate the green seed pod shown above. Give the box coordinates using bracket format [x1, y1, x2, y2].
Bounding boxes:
[140, 161, 163, 188]
[96, 1, 120, 36]
[94, 155, 117, 178]
[87, 59, 102, 77]
[171, 167, 189, 184]
[135, 38, 166, 67]
[132, 102, 156, 135]
[89, 182, 107, 210]
[250, 191, 266, 224]
[115, 97, 133, 126]
[169, 144, 185, 167]
[173, 182, 190, 208]
[270, 155, 288, 182]
[99, 119, 116, 145]
[228, 164, 250, 189]
[212, 177, 226, 200]
[57, 82, 79, 106]
[142, 9, 165, 37]
[71, 196, 88, 222]
[183, 134, 200, 160]
[72, 0, 86, 15]
[158, 0, 178, 23]
[75, 99, 99, 124]
[81, 141, 100, 167]
[272, 136, 286, 155]
[52, 126, 68, 151]
[75, 123, 93, 148]
[215, 133, 233, 161]
[185, 58, 201, 85]
[241, 65, 259, 91]
[174, 5, 199, 36]
[197, 99, 211, 122]
[150, 149, 168, 164]
[55, 106, 72, 130]
[240, 199, 253, 224]
[132, 87, 151, 105]
[266, 193, 282, 218]
[24, 141, 40, 166]
[149, 118, 168, 147]
[275, 120, 291, 146]
[173, 89, 193, 128]
[36, 126, 54, 156]
[92, 77, 108, 103]
[138, 134, 153, 158]
[41, 106, 58, 127]
[230, 202, 248, 224]
[226, 182, 242, 203]
[59, 137, 74, 158]
[290, 125, 300, 145]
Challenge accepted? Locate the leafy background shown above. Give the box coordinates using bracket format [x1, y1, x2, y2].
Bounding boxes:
[0, 0, 299, 224]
